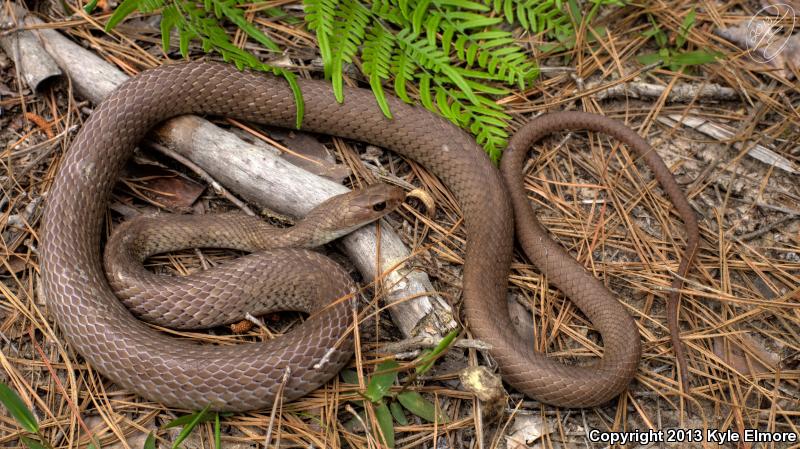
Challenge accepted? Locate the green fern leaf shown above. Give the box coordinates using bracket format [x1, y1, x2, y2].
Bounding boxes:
[440, 24, 456, 53]
[106, 0, 153, 30]
[411, 0, 432, 36]
[392, 49, 416, 103]
[434, 0, 490, 10]
[330, 0, 370, 102]
[425, 14, 442, 47]
[362, 25, 395, 117]
[449, 12, 502, 29]
[418, 74, 434, 110]
[396, 30, 479, 105]
[160, 5, 180, 51]
[218, 2, 280, 51]
[305, 0, 339, 76]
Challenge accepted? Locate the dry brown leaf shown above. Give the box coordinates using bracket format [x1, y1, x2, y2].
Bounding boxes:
[712, 334, 780, 376]
[122, 163, 206, 210]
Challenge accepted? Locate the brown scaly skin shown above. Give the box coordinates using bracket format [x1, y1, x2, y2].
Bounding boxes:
[42, 62, 697, 411]
[104, 184, 405, 329]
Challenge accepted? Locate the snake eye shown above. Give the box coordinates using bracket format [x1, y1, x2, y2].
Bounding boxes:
[372, 201, 387, 212]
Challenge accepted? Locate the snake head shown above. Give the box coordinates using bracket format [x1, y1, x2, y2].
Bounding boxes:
[345, 183, 406, 217]
[299, 184, 405, 245]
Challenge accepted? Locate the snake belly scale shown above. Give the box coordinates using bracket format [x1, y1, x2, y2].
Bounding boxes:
[42, 61, 697, 410]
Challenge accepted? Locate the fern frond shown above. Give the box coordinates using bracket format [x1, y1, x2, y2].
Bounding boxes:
[106, 0, 619, 158]
[106, 0, 165, 30]
[217, 1, 280, 51]
[304, 0, 339, 76]
[395, 30, 479, 105]
[490, 0, 571, 37]
[362, 25, 396, 117]
[391, 49, 416, 102]
[330, 0, 370, 102]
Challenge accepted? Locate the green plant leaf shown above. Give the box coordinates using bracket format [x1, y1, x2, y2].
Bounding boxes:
[160, 5, 179, 52]
[105, 0, 146, 31]
[277, 69, 305, 129]
[19, 437, 49, 449]
[419, 74, 434, 110]
[341, 369, 359, 384]
[676, 7, 696, 49]
[214, 413, 220, 449]
[364, 360, 399, 402]
[362, 25, 395, 118]
[389, 401, 408, 425]
[636, 52, 663, 66]
[448, 12, 502, 29]
[411, 0, 431, 35]
[170, 405, 211, 449]
[0, 382, 38, 433]
[163, 406, 214, 429]
[434, 0, 489, 11]
[144, 432, 156, 449]
[330, 0, 370, 102]
[670, 50, 721, 66]
[415, 329, 459, 374]
[220, 3, 280, 51]
[304, 0, 338, 75]
[84, 0, 99, 14]
[374, 402, 395, 448]
[397, 391, 446, 423]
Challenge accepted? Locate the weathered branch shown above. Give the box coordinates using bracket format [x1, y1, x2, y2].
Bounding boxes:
[0, 4, 61, 92]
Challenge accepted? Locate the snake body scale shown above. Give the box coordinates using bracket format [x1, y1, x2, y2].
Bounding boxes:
[42, 61, 698, 411]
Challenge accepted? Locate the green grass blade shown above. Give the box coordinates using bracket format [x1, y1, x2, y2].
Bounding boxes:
[170, 405, 211, 449]
[0, 382, 38, 433]
[214, 413, 220, 449]
[415, 329, 458, 374]
[143, 432, 156, 449]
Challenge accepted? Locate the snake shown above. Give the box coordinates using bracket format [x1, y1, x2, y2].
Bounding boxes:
[41, 61, 698, 411]
[102, 185, 404, 330]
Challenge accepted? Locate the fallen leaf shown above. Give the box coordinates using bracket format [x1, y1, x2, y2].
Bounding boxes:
[121, 163, 206, 210]
[270, 129, 352, 182]
[0, 254, 27, 275]
[506, 415, 552, 449]
[713, 334, 780, 375]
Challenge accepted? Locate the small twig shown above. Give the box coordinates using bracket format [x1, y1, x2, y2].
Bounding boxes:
[590, 80, 739, 102]
[313, 347, 337, 369]
[737, 215, 799, 241]
[264, 366, 291, 447]
[379, 336, 491, 354]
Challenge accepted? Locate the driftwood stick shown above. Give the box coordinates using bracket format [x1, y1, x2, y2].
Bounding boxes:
[588, 80, 739, 102]
[29, 17, 457, 340]
[0, 4, 62, 92]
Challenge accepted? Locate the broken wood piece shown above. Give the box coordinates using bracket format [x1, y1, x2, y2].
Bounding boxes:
[0, 3, 62, 92]
[589, 80, 739, 102]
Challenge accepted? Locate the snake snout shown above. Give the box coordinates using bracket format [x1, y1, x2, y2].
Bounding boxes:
[352, 184, 405, 217]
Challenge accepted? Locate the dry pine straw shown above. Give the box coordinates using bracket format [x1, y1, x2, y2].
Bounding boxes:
[1, 0, 799, 448]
